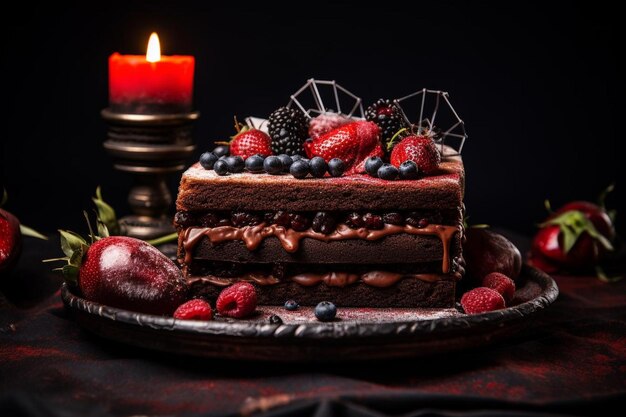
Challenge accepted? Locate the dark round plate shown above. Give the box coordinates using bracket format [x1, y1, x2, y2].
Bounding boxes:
[61, 265, 558, 362]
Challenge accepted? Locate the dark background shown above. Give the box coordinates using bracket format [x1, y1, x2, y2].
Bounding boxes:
[1, 0, 623, 237]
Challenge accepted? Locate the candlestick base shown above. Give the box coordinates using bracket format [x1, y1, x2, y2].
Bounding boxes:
[102, 109, 199, 240]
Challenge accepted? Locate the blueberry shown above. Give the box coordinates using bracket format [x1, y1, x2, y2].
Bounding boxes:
[263, 156, 283, 175]
[284, 300, 299, 311]
[314, 301, 337, 322]
[399, 160, 419, 180]
[289, 159, 310, 179]
[199, 152, 218, 170]
[245, 155, 265, 173]
[213, 159, 229, 176]
[328, 158, 346, 177]
[277, 154, 293, 171]
[291, 155, 304, 162]
[225, 156, 245, 173]
[213, 145, 230, 157]
[309, 157, 328, 178]
[365, 157, 384, 177]
[268, 314, 283, 324]
[377, 163, 399, 180]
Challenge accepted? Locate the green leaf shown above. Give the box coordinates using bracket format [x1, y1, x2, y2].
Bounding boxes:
[42, 257, 69, 263]
[62, 264, 80, 284]
[561, 226, 578, 253]
[19, 225, 48, 240]
[59, 230, 87, 258]
[69, 245, 86, 267]
[92, 188, 118, 236]
[597, 183, 615, 209]
[596, 266, 623, 283]
[146, 232, 178, 246]
[97, 220, 110, 239]
[1, 188, 7, 207]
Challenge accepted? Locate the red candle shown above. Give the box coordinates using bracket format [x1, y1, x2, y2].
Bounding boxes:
[109, 33, 194, 114]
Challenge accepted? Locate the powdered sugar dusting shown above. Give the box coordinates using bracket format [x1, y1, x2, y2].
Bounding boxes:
[100, 245, 131, 271]
[243, 306, 460, 324]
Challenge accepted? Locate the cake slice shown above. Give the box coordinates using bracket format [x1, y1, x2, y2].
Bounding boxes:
[175, 150, 464, 308]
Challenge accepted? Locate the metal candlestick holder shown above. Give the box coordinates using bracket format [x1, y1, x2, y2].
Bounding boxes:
[101, 109, 199, 239]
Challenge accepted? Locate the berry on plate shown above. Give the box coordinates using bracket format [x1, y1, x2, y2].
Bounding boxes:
[50, 229, 188, 315]
[482, 272, 516, 303]
[460, 287, 506, 314]
[174, 299, 213, 320]
[314, 301, 337, 321]
[216, 282, 258, 318]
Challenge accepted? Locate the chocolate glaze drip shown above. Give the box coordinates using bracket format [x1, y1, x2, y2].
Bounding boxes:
[183, 223, 459, 273]
[188, 269, 459, 288]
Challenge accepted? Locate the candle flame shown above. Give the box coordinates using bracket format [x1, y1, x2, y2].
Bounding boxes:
[146, 32, 161, 62]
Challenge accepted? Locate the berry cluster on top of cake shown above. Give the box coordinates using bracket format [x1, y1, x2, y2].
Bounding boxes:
[176, 80, 467, 308]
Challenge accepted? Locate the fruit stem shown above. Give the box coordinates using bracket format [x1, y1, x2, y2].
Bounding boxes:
[146, 232, 178, 247]
[598, 183, 615, 210]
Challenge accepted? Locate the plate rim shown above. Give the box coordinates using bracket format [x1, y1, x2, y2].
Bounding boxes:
[61, 265, 559, 340]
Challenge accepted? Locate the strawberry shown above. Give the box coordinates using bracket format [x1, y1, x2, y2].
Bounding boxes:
[461, 287, 506, 314]
[218, 117, 273, 160]
[1, 189, 46, 275]
[216, 282, 257, 318]
[174, 299, 213, 320]
[308, 112, 352, 140]
[304, 121, 383, 175]
[529, 186, 616, 273]
[49, 225, 188, 315]
[390, 135, 441, 174]
[0, 207, 22, 274]
[230, 129, 272, 159]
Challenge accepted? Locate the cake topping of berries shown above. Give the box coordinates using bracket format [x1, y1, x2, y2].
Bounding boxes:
[482, 272, 516, 303]
[308, 112, 352, 140]
[289, 159, 310, 179]
[284, 299, 299, 311]
[228, 129, 272, 160]
[216, 282, 258, 318]
[309, 156, 328, 178]
[212, 145, 230, 157]
[263, 155, 284, 175]
[327, 158, 346, 177]
[244, 154, 265, 173]
[199, 152, 219, 170]
[377, 163, 399, 180]
[312, 211, 337, 235]
[174, 299, 213, 321]
[304, 121, 383, 175]
[268, 106, 309, 156]
[390, 135, 441, 175]
[460, 287, 506, 314]
[365, 98, 410, 152]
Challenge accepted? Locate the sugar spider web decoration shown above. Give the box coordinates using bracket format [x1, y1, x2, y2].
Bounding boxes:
[394, 89, 467, 155]
[287, 79, 365, 119]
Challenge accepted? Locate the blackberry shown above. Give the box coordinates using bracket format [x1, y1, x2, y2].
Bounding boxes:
[312, 212, 337, 235]
[231, 212, 262, 227]
[289, 213, 310, 231]
[382, 212, 404, 226]
[273, 210, 292, 227]
[268, 107, 309, 155]
[365, 98, 410, 152]
[345, 212, 365, 229]
[174, 211, 196, 228]
[363, 213, 384, 230]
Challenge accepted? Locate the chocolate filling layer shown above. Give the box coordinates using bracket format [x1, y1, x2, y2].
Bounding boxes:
[183, 223, 459, 273]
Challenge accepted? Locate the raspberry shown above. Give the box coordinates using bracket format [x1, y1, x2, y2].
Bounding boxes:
[173, 299, 213, 321]
[216, 282, 258, 318]
[460, 287, 505, 314]
[482, 272, 516, 303]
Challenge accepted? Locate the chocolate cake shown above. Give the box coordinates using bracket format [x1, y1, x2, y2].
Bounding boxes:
[175, 150, 464, 308]
[175, 81, 468, 309]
